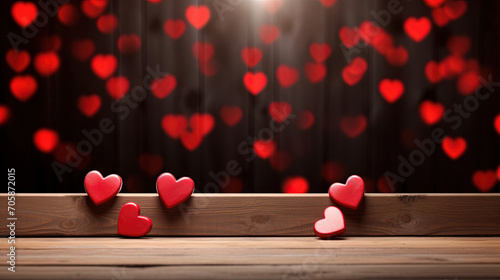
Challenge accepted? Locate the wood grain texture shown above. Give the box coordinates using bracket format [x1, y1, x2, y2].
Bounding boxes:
[1, 237, 499, 279]
[0, 194, 499, 236]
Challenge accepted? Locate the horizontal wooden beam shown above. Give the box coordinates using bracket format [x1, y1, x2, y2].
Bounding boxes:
[1, 194, 499, 236]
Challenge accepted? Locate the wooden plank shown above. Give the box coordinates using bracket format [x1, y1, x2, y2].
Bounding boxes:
[0, 194, 499, 236]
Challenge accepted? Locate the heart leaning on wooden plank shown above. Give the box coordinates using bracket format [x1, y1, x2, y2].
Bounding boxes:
[84, 170, 122, 205]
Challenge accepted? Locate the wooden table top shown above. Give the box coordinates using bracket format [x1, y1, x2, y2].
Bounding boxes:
[2, 237, 500, 279]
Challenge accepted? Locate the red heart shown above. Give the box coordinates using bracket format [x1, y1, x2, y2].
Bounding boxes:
[106, 76, 130, 100]
[319, 0, 337, 7]
[442, 136, 466, 160]
[151, 74, 177, 99]
[118, 34, 141, 54]
[78, 94, 101, 117]
[424, 0, 446, 8]
[419, 101, 444, 125]
[241, 47, 263, 68]
[220, 106, 243, 126]
[243, 72, 267, 95]
[162, 115, 188, 139]
[313, 206, 346, 239]
[297, 110, 315, 130]
[91, 54, 117, 79]
[342, 57, 367, 86]
[457, 71, 479, 96]
[139, 154, 164, 177]
[270, 151, 292, 172]
[189, 114, 215, 136]
[253, 139, 276, 159]
[425, 61, 442, 84]
[472, 170, 497, 193]
[34, 52, 59, 76]
[276, 65, 299, 88]
[33, 128, 59, 153]
[432, 7, 450, 27]
[185, 5, 210, 29]
[259, 24, 280, 44]
[11, 1, 37, 27]
[379, 79, 404, 103]
[385, 46, 408, 67]
[329, 175, 365, 209]
[282, 176, 309, 193]
[340, 115, 367, 138]
[10, 75, 37, 102]
[447, 35, 471, 56]
[156, 173, 195, 208]
[494, 114, 500, 136]
[96, 14, 118, 33]
[58, 3, 79, 26]
[269, 102, 291, 123]
[164, 19, 185, 39]
[71, 39, 95, 61]
[191, 42, 214, 62]
[6, 49, 30, 73]
[0, 106, 10, 126]
[404, 17, 431, 42]
[198, 59, 218, 77]
[180, 131, 203, 151]
[441, 55, 465, 77]
[81, 0, 106, 18]
[358, 21, 381, 44]
[338, 27, 359, 48]
[84, 170, 122, 205]
[305, 62, 326, 84]
[118, 202, 152, 237]
[309, 43, 332, 63]
[443, 0, 467, 20]
[372, 32, 394, 55]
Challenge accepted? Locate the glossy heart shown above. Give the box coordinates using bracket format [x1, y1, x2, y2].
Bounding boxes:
[118, 202, 152, 237]
[11, 1, 37, 27]
[220, 106, 243, 126]
[71, 39, 95, 61]
[78, 94, 101, 117]
[185, 5, 210, 29]
[156, 173, 195, 208]
[419, 100, 444, 125]
[313, 206, 346, 239]
[118, 34, 141, 54]
[161, 115, 188, 139]
[34, 52, 60, 76]
[6, 49, 30, 73]
[97, 14, 118, 33]
[442, 136, 467, 160]
[91, 54, 117, 79]
[139, 154, 164, 177]
[342, 57, 367, 86]
[340, 115, 367, 138]
[309, 43, 332, 62]
[33, 128, 59, 153]
[339, 27, 359, 48]
[241, 47, 263, 68]
[259, 24, 280, 44]
[379, 79, 404, 103]
[151, 74, 177, 99]
[84, 170, 122, 205]
[253, 139, 276, 159]
[164, 19, 185, 39]
[10, 75, 37, 102]
[276, 65, 299, 88]
[269, 102, 291, 123]
[243, 72, 267, 95]
[404, 17, 431, 42]
[304, 62, 326, 84]
[106, 76, 130, 100]
[328, 175, 365, 209]
[472, 170, 497, 193]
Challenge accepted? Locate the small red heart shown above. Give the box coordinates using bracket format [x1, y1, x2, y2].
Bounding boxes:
[164, 19, 185, 39]
[432, 7, 450, 27]
[198, 59, 218, 77]
[269, 102, 291, 123]
[118, 202, 152, 237]
[358, 21, 381, 44]
[313, 206, 346, 239]
[139, 154, 164, 177]
[58, 3, 79, 26]
[304, 62, 326, 84]
[156, 173, 195, 208]
[472, 170, 497, 193]
[404, 17, 431, 42]
[494, 114, 500, 136]
[180, 131, 203, 151]
[185, 5, 211, 29]
[441, 55, 465, 77]
[425, 61, 442, 84]
[329, 175, 365, 209]
[253, 139, 276, 159]
[189, 113, 215, 136]
[11, 1, 37, 27]
[443, 0, 467, 20]
[309, 43, 332, 63]
[276, 65, 299, 88]
[384, 46, 408, 67]
[447, 35, 471, 56]
[10, 75, 37, 102]
[191, 42, 214, 62]
[6, 49, 30, 73]
[259, 24, 280, 44]
[282, 176, 309, 193]
[33, 128, 59, 153]
[270, 150, 292, 172]
[419, 100, 444, 125]
[91, 54, 117, 79]
[379, 79, 404, 103]
[162, 115, 188, 139]
[118, 34, 141, 54]
[220, 106, 243, 126]
[151, 74, 177, 99]
[106, 76, 130, 100]
[424, 0, 446, 8]
[34, 52, 60, 76]
[297, 110, 315, 130]
[318, 0, 337, 7]
[342, 57, 367, 86]
[442, 136, 466, 160]
[84, 170, 122, 205]
[78, 94, 101, 117]
[340, 115, 367, 138]
[243, 72, 267, 95]
[338, 27, 359, 48]
[457, 71, 479, 96]
[241, 47, 263, 68]
[71, 39, 95, 61]
[96, 14, 118, 33]
[81, 0, 106, 18]
[0, 106, 10, 126]
[371, 32, 394, 55]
